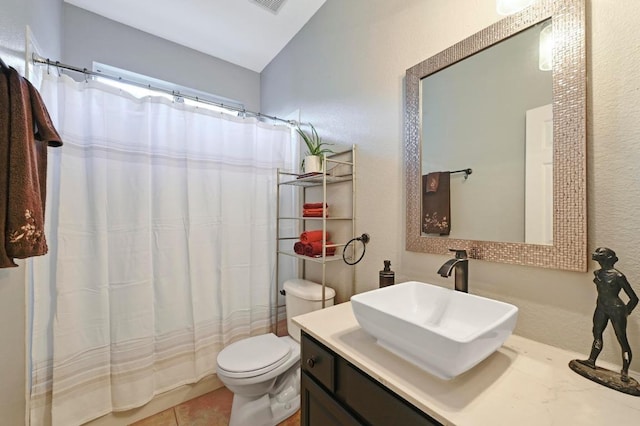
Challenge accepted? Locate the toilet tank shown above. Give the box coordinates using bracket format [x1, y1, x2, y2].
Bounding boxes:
[284, 279, 335, 342]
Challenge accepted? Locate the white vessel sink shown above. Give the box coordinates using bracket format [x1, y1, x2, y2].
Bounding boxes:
[350, 281, 518, 380]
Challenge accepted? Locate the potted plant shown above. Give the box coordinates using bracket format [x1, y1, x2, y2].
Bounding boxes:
[296, 123, 333, 174]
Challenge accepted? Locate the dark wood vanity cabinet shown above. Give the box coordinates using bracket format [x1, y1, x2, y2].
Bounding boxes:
[301, 332, 442, 426]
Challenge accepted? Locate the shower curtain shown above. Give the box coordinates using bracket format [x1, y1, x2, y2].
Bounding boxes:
[28, 73, 296, 426]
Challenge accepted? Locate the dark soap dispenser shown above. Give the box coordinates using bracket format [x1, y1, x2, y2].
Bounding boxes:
[379, 260, 395, 288]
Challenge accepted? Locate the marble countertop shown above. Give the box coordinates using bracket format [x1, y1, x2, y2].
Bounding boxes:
[293, 302, 640, 426]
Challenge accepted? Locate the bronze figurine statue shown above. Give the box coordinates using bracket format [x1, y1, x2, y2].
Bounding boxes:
[569, 247, 640, 395]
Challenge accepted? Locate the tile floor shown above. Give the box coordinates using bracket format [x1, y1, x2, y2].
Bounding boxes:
[131, 320, 300, 426]
[130, 386, 300, 426]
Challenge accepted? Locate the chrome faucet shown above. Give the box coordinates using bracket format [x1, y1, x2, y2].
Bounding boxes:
[437, 249, 469, 293]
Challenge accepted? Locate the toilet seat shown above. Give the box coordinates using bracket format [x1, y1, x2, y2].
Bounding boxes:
[217, 333, 292, 379]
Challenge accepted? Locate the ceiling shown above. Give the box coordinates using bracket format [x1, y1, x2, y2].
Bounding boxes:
[64, 0, 327, 73]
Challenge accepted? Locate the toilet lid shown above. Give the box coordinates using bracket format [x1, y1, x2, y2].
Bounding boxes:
[217, 333, 291, 378]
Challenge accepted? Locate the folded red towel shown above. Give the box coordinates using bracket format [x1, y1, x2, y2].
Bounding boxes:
[303, 210, 326, 218]
[303, 202, 327, 209]
[300, 230, 329, 243]
[304, 241, 336, 257]
[293, 241, 307, 255]
[303, 207, 328, 218]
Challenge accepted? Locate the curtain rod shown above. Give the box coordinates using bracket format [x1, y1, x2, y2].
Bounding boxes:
[32, 54, 297, 126]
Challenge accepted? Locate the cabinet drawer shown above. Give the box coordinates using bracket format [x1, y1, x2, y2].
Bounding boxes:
[302, 332, 335, 392]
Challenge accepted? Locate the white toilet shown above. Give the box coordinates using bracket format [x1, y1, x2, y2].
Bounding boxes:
[216, 278, 336, 426]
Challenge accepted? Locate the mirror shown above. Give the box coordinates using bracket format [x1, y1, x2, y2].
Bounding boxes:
[405, 0, 586, 271]
[421, 20, 552, 244]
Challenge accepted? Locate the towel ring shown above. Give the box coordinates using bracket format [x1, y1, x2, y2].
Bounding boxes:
[343, 233, 370, 265]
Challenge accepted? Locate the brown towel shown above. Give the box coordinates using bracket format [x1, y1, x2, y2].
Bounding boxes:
[1, 67, 62, 267]
[425, 172, 440, 193]
[422, 172, 451, 235]
[0, 68, 11, 266]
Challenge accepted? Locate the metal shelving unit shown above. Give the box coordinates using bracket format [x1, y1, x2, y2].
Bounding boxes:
[275, 145, 356, 333]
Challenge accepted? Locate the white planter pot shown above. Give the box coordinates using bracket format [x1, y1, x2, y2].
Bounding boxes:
[304, 155, 323, 173]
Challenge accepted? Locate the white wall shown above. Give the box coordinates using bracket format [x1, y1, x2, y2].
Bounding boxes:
[262, 0, 640, 368]
[62, 4, 261, 111]
[0, 0, 62, 422]
[0, 0, 62, 70]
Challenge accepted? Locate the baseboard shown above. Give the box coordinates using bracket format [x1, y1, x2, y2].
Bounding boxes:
[84, 375, 224, 426]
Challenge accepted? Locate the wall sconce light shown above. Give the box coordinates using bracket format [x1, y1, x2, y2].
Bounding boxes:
[496, 0, 534, 15]
[539, 21, 553, 71]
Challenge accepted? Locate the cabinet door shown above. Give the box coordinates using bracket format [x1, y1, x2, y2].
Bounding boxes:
[301, 372, 362, 426]
[340, 361, 441, 426]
